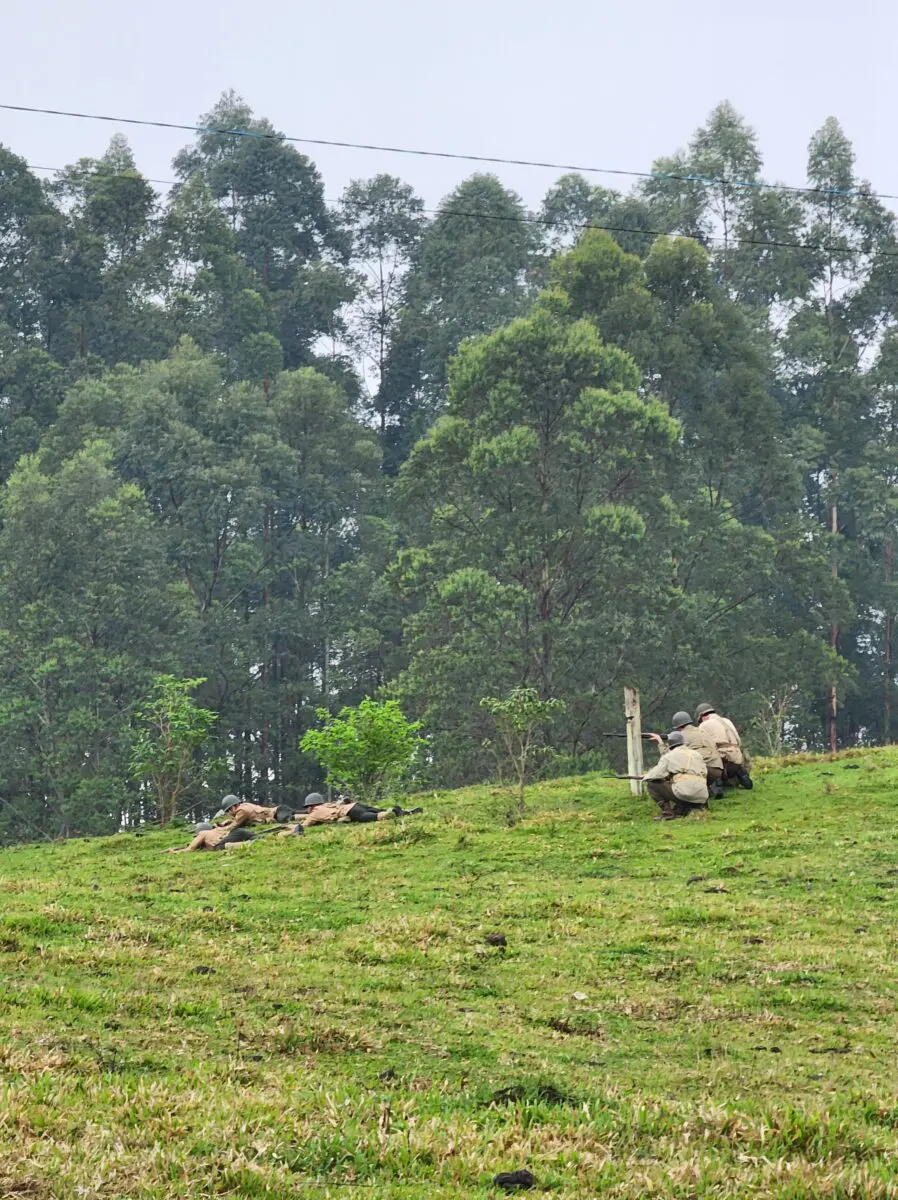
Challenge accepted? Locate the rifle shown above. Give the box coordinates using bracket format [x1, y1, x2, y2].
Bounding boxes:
[615, 774, 646, 781]
[602, 732, 659, 741]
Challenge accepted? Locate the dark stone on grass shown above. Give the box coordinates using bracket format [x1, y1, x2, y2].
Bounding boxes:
[687, 875, 705, 884]
[842, 763, 862, 769]
[485, 932, 507, 948]
[490, 1082, 577, 1107]
[809, 1045, 851, 1054]
[493, 1169, 538, 1191]
[191, 966, 215, 975]
[703, 885, 729, 893]
[378, 1067, 397, 1081]
[744, 937, 764, 945]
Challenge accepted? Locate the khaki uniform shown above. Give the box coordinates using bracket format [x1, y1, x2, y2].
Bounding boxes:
[202, 826, 234, 847]
[298, 801, 359, 827]
[169, 825, 254, 853]
[644, 745, 708, 816]
[680, 724, 723, 771]
[227, 802, 281, 829]
[699, 714, 744, 766]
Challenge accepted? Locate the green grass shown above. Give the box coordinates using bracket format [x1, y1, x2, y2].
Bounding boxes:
[2, 753, 898, 1197]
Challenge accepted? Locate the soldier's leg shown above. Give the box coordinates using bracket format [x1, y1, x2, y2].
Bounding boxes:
[707, 767, 725, 798]
[217, 827, 256, 848]
[724, 758, 753, 790]
[735, 760, 753, 789]
[646, 779, 678, 819]
[676, 800, 708, 817]
[346, 804, 381, 823]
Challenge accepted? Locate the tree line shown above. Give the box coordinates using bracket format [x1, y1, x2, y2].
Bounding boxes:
[0, 93, 895, 839]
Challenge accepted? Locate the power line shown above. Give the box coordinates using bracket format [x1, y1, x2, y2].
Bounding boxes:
[18, 158, 897, 261]
[1, 100, 894, 204]
[432, 206, 898, 259]
[28, 162, 179, 188]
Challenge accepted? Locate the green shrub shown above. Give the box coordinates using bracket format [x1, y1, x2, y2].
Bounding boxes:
[300, 699, 424, 804]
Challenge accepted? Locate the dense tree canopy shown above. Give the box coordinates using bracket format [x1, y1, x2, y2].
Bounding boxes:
[0, 93, 896, 837]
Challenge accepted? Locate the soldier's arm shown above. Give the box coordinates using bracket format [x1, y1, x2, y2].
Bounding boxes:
[165, 833, 206, 853]
[642, 755, 669, 782]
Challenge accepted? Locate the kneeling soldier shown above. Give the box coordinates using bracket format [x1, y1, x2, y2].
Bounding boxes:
[671, 710, 724, 798]
[693, 704, 753, 789]
[643, 730, 709, 820]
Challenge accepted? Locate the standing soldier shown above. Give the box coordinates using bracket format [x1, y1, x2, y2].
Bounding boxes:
[642, 731, 709, 820]
[693, 704, 753, 789]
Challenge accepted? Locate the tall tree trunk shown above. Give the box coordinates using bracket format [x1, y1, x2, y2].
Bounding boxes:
[885, 537, 893, 744]
[321, 531, 330, 704]
[829, 500, 838, 753]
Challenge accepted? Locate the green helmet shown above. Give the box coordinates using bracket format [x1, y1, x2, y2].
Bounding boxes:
[304, 792, 325, 808]
[671, 711, 691, 729]
[212, 794, 241, 819]
[667, 730, 686, 748]
[694, 703, 715, 721]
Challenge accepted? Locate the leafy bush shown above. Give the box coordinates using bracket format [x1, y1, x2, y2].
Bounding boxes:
[480, 686, 566, 808]
[300, 699, 424, 804]
[130, 675, 218, 824]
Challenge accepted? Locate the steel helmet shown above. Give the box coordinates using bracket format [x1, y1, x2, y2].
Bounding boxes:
[671, 711, 692, 729]
[667, 730, 686, 748]
[694, 703, 716, 721]
[212, 794, 241, 819]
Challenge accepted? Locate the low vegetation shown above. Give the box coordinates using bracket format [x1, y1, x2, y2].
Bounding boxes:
[2, 753, 898, 1197]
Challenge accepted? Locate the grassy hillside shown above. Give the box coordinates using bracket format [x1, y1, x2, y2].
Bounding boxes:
[2, 754, 898, 1198]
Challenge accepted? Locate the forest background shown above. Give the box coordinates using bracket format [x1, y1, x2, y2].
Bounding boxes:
[1, 94, 895, 840]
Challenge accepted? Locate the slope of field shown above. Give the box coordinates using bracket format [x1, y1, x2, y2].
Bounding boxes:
[1, 754, 898, 1198]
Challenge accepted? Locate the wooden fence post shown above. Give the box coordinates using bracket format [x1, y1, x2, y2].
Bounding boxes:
[625, 686, 643, 796]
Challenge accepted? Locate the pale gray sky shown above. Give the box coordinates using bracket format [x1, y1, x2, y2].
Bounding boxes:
[3, 0, 897, 211]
